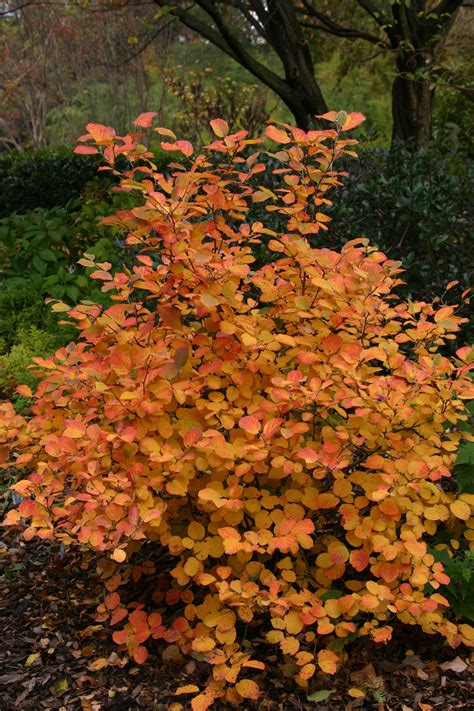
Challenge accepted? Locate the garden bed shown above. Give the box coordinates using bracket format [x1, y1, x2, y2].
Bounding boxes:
[0, 529, 472, 711]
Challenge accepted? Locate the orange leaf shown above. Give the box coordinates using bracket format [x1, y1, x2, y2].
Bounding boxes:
[341, 112, 366, 131]
[235, 679, 260, 700]
[297, 447, 319, 464]
[239, 416, 261, 435]
[317, 649, 338, 674]
[86, 122, 115, 144]
[265, 125, 291, 144]
[133, 645, 148, 664]
[176, 684, 200, 695]
[210, 118, 229, 137]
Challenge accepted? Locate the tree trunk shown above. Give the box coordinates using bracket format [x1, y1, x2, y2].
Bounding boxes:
[391, 57, 434, 146]
[265, 0, 328, 130]
[279, 71, 328, 130]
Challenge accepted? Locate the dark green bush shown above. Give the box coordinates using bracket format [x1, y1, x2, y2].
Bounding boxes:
[0, 147, 104, 217]
[0, 194, 133, 401]
[0, 146, 174, 217]
[0, 196, 131, 306]
[327, 141, 474, 305]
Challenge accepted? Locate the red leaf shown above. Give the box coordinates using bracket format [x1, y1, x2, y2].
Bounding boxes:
[133, 645, 148, 664]
[133, 111, 157, 128]
[74, 145, 99, 155]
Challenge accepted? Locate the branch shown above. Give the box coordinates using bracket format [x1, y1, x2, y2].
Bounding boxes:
[356, 0, 397, 46]
[356, 0, 390, 27]
[432, 0, 465, 18]
[154, 0, 291, 100]
[299, 0, 385, 45]
[97, 16, 176, 69]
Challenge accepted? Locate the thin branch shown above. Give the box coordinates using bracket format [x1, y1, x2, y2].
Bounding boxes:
[299, 0, 385, 45]
[97, 16, 176, 68]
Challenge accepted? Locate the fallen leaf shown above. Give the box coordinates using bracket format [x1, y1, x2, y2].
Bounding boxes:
[175, 684, 200, 695]
[88, 657, 108, 671]
[440, 656, 468, 673]
[24, 653, 41, 668]
[348, 687, 365, 698]
[307, 689, 333, 702]
[51, 678, 69, 693]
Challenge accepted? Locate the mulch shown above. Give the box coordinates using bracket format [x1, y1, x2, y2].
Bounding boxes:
[0, 529, 472, 711]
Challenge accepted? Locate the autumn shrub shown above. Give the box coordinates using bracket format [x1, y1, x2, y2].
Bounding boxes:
[1, 112, 474, 708]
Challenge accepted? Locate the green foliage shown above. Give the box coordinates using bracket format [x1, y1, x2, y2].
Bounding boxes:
[434, 89, 474, 159]
[0, 197, 130, 304]
[0, 326, 73, 406]
[432, 548, 474, 622]
[454, 399, 474, 494]
[327, 141, 474, 321]
[316, 50, 392, 147]
[164, 66, 273, 142]
[0, 280, 60, 354]
[0, 146, 175, 218]
[0, 147, 106, 217]
[0, 194, 131, 402]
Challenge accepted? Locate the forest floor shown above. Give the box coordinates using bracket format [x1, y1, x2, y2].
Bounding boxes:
[0, 529, 473, 711]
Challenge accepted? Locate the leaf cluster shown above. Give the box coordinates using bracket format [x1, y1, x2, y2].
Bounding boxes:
[1, 112, 473, 708]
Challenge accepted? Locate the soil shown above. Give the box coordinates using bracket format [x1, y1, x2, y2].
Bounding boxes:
[1, 530, 473, 711]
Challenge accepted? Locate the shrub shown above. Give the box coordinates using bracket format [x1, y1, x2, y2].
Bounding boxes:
[1, 114, 473, 708]
[327, 142, 474, 311]
[0, 198, 128, 306]
[0, 147, 103, 217]
[0, 326, 74, 406]
[0, 145, 172, 217]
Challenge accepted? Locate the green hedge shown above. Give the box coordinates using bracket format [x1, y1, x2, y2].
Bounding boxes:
[0, 147, 106, 217]
[0, 146, 174, 218]
[327, 141, 474, 304]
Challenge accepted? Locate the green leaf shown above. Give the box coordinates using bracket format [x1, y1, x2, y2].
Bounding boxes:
[38, 248, 58, 263]
[65, 285, 79, 301]
[454, 464, 474, 494]
[455, 443, 474, 466]
[307, 689, 333, 702]
[320, 589, 343, 601]
[32, 255, 46, 275]
[51, 678, 69, 694]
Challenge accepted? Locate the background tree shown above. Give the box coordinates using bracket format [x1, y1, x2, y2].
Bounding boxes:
[152, 0, 329, 129]
[299, 0, 467, 144]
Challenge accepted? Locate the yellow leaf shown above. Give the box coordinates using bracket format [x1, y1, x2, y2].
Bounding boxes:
[450, 500, 471, 521]
[25, 652, 41, 668]
[284, 610, 304, 635]
[111, 548, 127, 563]
[348, 688, 365, 698]
[175, 685, 200, 695]
[183, 557, 201, 577]
[88, 657, 108, 671]
[317, 649, 338, 674]
[191, 636, 216, 652]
